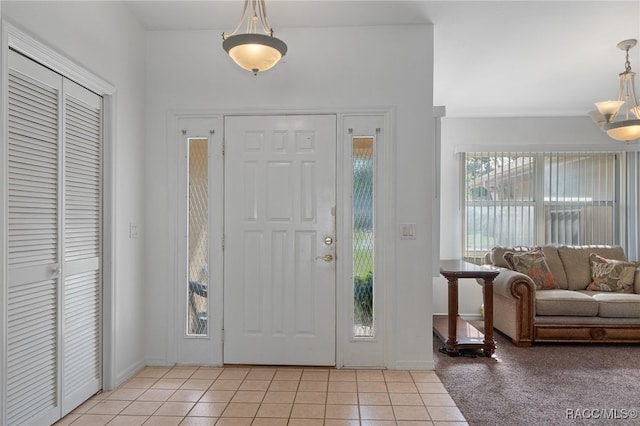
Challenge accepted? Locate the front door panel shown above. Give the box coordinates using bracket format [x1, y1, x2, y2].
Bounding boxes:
[224, 115, 336, 365]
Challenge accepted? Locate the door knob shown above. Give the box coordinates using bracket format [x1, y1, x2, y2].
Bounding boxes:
[316, 254, 334, 263]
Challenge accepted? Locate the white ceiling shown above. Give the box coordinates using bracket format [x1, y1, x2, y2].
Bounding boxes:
[126, 0, 640, 118]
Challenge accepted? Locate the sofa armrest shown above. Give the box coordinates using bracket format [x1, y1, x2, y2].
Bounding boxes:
[476, 267, 536, 298]
[480, 267, 536, 346]
[492, 268, 536, 299]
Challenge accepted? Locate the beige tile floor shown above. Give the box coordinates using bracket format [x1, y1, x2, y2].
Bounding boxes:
[56, 366, 468, 426]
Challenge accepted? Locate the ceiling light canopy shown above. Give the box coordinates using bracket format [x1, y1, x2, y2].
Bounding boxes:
[222, 0, 287, 75]
[590, 39, 640, 142]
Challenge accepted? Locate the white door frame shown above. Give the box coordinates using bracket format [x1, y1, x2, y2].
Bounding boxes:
[170, 108, 395, 368]
[0, 21, 117, 396]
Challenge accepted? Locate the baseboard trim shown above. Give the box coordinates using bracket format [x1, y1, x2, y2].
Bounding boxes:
[433, 313, 483, 321]
[393, 360, 436, 370]
[114, 359, 146, 389]
[460, 314, 483, 321]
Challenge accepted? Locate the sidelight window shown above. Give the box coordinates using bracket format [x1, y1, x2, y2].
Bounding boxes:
[353, 137, 374, 337]
[187, 138, 209, 335]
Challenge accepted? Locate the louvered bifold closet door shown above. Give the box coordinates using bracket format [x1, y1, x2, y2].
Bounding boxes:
[6, 51, 62, 426]
[5, 51, 103, 425]
[60, 79, 103, 415]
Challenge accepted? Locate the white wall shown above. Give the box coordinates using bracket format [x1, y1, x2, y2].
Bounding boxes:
[144, 25, 435, 369]
[435, 116, 634, 317]
[2, 1, 147, 386]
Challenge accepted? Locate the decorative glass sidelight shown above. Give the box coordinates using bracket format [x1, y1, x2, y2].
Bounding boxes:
[187, 138, 209, 335]
[353, 137, 374, 337]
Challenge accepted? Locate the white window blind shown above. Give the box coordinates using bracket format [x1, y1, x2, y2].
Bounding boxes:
[464, 152, 620, 263]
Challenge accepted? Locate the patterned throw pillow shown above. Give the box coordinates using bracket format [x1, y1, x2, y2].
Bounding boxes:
[586, 253, 639, 293]
[503, 249, 559, 290]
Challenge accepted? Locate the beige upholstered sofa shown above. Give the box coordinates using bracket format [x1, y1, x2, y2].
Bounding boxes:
[483, 245, 640, 346]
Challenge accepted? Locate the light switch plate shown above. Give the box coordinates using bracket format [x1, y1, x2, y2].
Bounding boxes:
[399, 223, 416, 240]
[129, 223, 139, 239]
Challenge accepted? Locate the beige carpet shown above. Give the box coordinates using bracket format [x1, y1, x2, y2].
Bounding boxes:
[434, 323, 640, 426]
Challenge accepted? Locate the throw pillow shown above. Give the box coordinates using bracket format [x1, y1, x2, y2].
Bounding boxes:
[586, 253, 639, 293]
[490, 246, 531, 268]
[503, 249, 559, 290]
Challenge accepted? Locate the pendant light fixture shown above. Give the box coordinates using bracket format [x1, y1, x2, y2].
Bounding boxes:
[222, 0, 287, 75]
[590, 39, 640, 142]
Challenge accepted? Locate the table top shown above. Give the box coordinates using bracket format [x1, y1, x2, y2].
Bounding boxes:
[439, 259, 500, 279]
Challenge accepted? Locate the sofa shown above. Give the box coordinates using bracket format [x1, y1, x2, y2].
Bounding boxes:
[482, 245, 640, 346]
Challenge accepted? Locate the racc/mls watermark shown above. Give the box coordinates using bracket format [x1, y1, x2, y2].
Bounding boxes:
[566, 409, 639, 421]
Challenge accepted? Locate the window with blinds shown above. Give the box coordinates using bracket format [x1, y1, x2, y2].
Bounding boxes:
[463, 152, 620, 263]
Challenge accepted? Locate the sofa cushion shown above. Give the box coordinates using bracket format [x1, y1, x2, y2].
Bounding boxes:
[590, 292, 640, 318]
[557, 245, 627, 291]
[586, 253, 639, 293]
[539, 245, 568, 290]
[504, 249, 559, 290]
[535, 290, 598, 316]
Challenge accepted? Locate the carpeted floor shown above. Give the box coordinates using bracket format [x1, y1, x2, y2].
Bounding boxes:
[433, 322, 640, 426]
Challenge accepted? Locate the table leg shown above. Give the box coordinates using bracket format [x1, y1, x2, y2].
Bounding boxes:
[445, 277, 459, 356]
[482, 277, 496, 357]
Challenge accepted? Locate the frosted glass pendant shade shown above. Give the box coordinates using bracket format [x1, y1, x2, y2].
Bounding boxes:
[223, 33, 287, 74]
[594, 100, 624, 121]
[604, 119, 640, 141]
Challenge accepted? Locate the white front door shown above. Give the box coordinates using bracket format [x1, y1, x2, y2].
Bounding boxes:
[224, 115, 336, 365]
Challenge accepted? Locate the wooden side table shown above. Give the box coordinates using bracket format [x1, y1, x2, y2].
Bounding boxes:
[434, 259, 500, 357]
